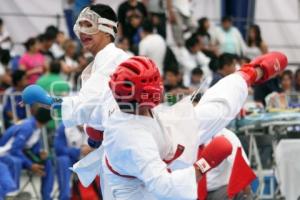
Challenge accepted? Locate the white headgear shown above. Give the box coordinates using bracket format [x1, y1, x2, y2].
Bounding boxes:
[73, 7, 118, 38]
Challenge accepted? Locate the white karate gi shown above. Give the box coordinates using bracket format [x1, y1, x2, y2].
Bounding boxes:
[100, 74, 248, 200]
[205, 129, 249, 192]
[61, 43, 130, 130]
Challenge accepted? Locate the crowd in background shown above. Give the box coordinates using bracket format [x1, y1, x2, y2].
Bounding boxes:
[0, 0, 300, 198]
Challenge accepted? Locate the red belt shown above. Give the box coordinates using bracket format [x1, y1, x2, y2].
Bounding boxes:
[105, 144, 185, 178]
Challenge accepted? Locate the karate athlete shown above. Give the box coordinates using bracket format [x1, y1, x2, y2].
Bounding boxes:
[192, 93, 253, 200]
[201, 131, 253, 200]
[102, 53, 287, 200]
[22, 4, 129, 147]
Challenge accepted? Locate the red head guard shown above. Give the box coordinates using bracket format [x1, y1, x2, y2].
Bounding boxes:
[109, 56, 163, 108]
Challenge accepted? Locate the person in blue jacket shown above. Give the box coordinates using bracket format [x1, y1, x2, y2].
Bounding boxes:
[0, 107, 54, 200]
[54, 123, 92, 200]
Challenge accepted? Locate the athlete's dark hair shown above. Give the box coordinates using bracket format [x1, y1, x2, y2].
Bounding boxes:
[89, 4, 118, 42]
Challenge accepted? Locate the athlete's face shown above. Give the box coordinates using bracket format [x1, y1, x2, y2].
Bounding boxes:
[79, 20, 109, 55]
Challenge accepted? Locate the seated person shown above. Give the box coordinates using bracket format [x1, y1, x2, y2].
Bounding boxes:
[0, 107, 54, 200]
[36, 60, 70, 96]
[174, 34, 211, 86]
[37, 60, 70, 130]
[189, 67, 204, 91]
[266, 70, 294, 109]
[210, 53, 237, 87]
[2, 70, 28, 129]
[54, 124, 92, 200]
[164, 66, 191, 105]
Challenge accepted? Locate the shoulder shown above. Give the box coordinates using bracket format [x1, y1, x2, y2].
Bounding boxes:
[220, 129, 241, 147]
[16, 118, 35, 136]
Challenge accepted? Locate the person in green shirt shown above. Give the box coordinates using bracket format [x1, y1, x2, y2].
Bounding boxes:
[36, 60, 70, 96]
[36, 60, 70, 130]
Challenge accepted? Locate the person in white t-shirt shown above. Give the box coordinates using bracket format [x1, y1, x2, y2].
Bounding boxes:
[139, 20, 166, 74]
[174, 34, 211, 87]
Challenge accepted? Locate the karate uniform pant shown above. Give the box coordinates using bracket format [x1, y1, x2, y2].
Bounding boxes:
[207, 185, 253, 200]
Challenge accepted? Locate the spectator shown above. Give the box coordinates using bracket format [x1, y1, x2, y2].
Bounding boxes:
[189, 67, 203, 90]
[117, 0, 147, 48]
[54, 124, 92, 200]
[139, 20, 166, 73]
[36, 60, 70, 96]
[280, 70, 294, 93]
[294, 68, 300, 92]
[245, 24, 268, 59]
[210, 53, 237, 87]
[175, 34, 210, 86]
[2, 70, 27, 129]
[51, 30, 67, 59]
[215, 16, 246, 56]
[143, 0, 167, 38]
[0, 107, 54, 200]
[38, 33, 55, 63]
[0, 18, 12, 50]
[166, 0, 196, 47]
[37, 61, 70, 130]
[266, 70, 294, 109]
[116, 37, 134, 57]
[19, 37, 46, 84]
[164, 66, 190, 105]
[164, 66, 185, 92]
[60, 39, 80, 84]
[0, 49, 12, 91]
[196, 17, 217, 58]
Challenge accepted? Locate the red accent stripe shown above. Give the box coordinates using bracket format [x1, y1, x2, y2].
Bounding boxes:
[163, 144, 185, 164]
[105, 144, 185, 179]
[105, 156, 136, 179]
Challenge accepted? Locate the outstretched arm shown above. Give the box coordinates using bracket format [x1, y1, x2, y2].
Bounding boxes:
[194, 52, 287, 144]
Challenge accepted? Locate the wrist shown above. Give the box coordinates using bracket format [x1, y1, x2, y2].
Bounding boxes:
[193, 165, 203, 182]
[255, 68, 264, 81]
[194, 158, 211, 174]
